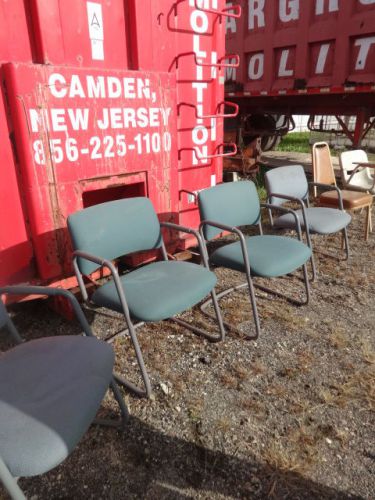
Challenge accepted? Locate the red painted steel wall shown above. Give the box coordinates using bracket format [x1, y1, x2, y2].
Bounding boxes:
[0, 0, 34, 286]
[0, 0, 231, 288]
[130, 0, 228, 235]
[225, 0, 375, 93]
[29, 0, 130, 68]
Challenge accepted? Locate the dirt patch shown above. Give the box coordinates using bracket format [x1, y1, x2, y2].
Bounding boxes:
[3, 210, 375, 499]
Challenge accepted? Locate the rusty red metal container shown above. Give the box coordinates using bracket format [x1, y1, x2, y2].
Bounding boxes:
[0, 0, 34, 286]
[0, 0, 235, 291]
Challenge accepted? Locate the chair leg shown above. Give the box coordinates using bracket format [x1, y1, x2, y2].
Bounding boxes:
[254, 262, 310, 307]
[200, 276, 261, 341]
[171, 289, 227, 342]
[303, 228, 317, 281]
[113, 319, 152, 398]
[310, 254, 318, 282]
[365, 205, 371, 241]
[342, 227, 350, 260]
[369, 206, 373, 233]
[93, 379, 130, 429]
[0, 456, 26, 500]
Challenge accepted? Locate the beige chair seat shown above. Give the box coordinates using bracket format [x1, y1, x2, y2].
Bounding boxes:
[318, 189, 373, 209]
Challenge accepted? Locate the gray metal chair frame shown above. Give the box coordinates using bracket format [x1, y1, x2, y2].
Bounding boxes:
[266, 167, 350, 281]
[71, 216, 225, 399]
[199, 200, 311, 341]
[0, 285, 129, 500]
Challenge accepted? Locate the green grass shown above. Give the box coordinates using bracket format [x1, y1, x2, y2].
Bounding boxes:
[276, 132, 311, 153]
[254, 165, 269, 201]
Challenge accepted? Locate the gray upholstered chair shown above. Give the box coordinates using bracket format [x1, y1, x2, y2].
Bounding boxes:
[67, 197, 225, 399]
[198, 181, 312, 340]
[265, 165, 352, 280]
[0, 286, 128, 500]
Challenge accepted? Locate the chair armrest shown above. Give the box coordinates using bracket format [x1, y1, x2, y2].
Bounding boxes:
[72, 250, 134, 321]
[347, 164, 364, 184]
[347, 165, 375, 190]
[261, 203, 303, 240]
[160, 221, 209, 267]
[73, 249, 120, 279]
[72, 250, 122, 303]
[199, 220, 252, 273]
[199, 219, 243, 236]
[266, 193, 310, 239]
[0, 285, 94, 338]
[160, 221, 202, 243]
[309, 182, 344, 210]
[267, 192, 306, 206]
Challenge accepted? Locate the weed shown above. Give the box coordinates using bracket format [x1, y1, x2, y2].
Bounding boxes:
[240, 398, 268, 417]
[250, 360, 267, 375]
[187, 397, 204, 423]
[361, 339, 375, 365]
[219, 372, 239, 389]
[295, 350, 314, 373]
[266, 384, 288, 398]
[215, 417, 231, 433]
[263, 441, 307, 474]
[329, 327, 350, 349]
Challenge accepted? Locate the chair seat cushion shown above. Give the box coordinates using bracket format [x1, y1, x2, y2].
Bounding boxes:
[273, 207, 351, 234]
[92, 261, 217, 322]
[210, 235, 311, 278]
[319, 190, 373, 209]
[0, 336, 113, 477]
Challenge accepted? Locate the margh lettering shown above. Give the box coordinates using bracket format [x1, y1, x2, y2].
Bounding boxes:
[225, 0, 375, 83]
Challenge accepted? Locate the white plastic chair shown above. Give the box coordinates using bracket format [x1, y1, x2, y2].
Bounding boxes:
[339, 150, 375, 195]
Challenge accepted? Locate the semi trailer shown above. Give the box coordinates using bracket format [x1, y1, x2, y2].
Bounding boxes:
[224, 0, 375, 168]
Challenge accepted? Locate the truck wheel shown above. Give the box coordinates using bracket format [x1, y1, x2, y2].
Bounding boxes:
[261, 135, 281, 151]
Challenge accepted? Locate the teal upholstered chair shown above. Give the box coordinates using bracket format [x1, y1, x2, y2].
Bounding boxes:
[67, 197, 225, 398]
[0, 286, 128, 500]
[264, 165, 352, 280]
[198, 181, 312, 339]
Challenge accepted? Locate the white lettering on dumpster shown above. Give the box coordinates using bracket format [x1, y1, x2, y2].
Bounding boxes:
[248, 53, 264, 80]
[28, 71, 174, 166]
[248, 0, 265, 30]
[189, 0, 220, 165]
[315, 0, 339, 15]
[225, 2, 237, 34]
[278, 49, 294, 77]
[87, 2, 104, 61]
[354, 36, 375, 70]
[48, 74, 153, 100]
[279, 0, 299, 22]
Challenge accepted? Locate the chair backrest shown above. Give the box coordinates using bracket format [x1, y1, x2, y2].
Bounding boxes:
[198, 181, 261, 240]
[312, 142, 336, 186]
[264, 164, 309, 205]
[68, 197, 162, 275]
[339, 149, 372, 188]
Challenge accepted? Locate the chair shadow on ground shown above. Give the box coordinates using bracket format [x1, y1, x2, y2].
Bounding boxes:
[19, 414, 362, 499]
[3, 281, 363, 499]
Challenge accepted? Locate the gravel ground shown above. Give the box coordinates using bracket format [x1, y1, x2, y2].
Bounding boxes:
[2, 207, 374, 500]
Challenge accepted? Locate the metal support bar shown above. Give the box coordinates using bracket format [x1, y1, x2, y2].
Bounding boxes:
[0, 456, 26, 500]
